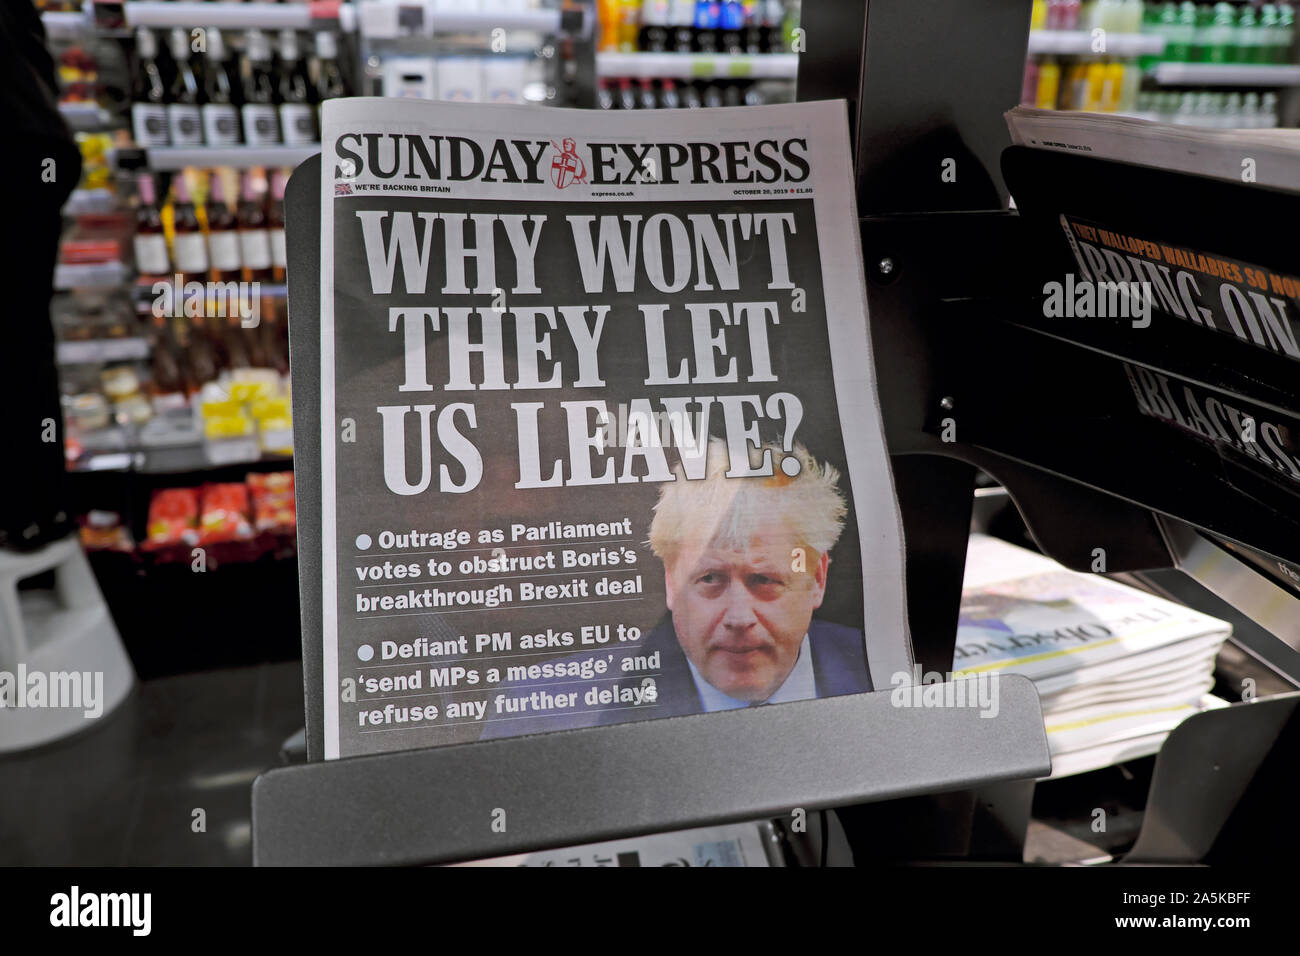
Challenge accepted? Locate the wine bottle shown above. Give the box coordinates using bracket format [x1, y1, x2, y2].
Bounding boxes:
[314, 30, 347, 100]
[237, 171, 273, 283]
[268, 169, 288, 284]
[206, 172, 242, 283]
[277, 30, 317, 146]
[131, 27, 170, 147]
[133, 173, 170, 280]
[170, 174, 209, 282]
[166, 28, 204, 148]
[241, 30, 281, 146]
[201, 28, 242, 147]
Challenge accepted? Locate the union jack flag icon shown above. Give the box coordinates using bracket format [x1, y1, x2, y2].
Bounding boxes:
[335, 181, 353, 196]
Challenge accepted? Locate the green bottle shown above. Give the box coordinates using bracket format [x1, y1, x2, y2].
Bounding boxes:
[1167, 2, 1197, 62]
[1191, 3, 1214, 62]
[1261, 5, 1281, 64]
[1237, 6, 1262, 65]
[1277, 4, 1295, 64]
[1204, 3, 1236, 63]
[1139, 3, 1163, 70]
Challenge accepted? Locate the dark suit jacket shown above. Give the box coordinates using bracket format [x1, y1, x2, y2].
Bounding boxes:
[478, 615, 872, 739]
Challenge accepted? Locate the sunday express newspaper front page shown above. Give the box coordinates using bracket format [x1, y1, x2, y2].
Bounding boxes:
[319, 98, 909, 758]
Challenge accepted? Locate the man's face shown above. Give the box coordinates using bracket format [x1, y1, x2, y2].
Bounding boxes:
[664, 515, 828, 702]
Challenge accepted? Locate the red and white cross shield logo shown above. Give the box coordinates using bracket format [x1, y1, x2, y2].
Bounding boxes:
[550, 137, 587, 189]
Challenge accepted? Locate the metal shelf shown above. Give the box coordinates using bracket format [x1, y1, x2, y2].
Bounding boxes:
[142, 145, 319, 170]
[57, 338, 151, 366]
[54, 261, 127, 291]
[42, 9, 92, 40]
[122, 1, 355, 31]
[1027, 30, 1164, 57]
[1152, 62, 1300, 86]
[595, 51, 799, 80]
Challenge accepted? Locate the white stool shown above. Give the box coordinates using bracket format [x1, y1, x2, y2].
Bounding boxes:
[0, 536, 134, 753]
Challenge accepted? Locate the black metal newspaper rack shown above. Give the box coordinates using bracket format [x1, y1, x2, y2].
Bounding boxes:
[254, 0, 1300, 865]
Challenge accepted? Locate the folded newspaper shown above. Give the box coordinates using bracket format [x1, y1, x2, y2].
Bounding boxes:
[956, 534, 1231, 779]
[1005, 105, 1300, 192]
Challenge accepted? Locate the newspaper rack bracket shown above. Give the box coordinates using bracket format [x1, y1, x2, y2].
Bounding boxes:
[252, 675, 1050, 866]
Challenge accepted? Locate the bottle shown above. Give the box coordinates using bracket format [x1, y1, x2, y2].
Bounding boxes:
[669, 0, 696, 52]
[1022, 57, 1041, 107]
[598, 0, 621, 51]
[1032, 0, 1048, 31]
[780, 0, 800, 51]
[617, 76, 637, 109]
[638, 78, 658, 109]
[314, 31, 347, 101]
[170, 174, 209, 282]
[719, 0, 745, 53]
[1262, 91, 1279, 127]
[277, 30, 317, 145]
[1139, 2, 1163, 70]
[222, 313, 253, 370]
[1276, 4, 1295, 64]
[268, 169, 288, 284]
[596, 78, 615, 109]
[148, 314, 188, 403]
[1164, 2, 1193, 61]
[131, 27, 170, 147]
[659, 77, 681, 108]
[1191, 2, 1213, 62]
[761, 0, 784, 51]
[694, 0, 721, 53]
[1082, 59, 1107, 110]
[1242, 90, 1261, 127]
[702, 80, 724, 107]
[1203, 3, 1236, 64]
[183, 314, 220, 389]
[201, 28, 242, 147]
[237, 171, 273, 283]
[133, 173, 170, 280]
[743, 0, 763, 53]
[1101, 60, 1125, 111]
[639, 0, 670, 52]
[1236, 5, 1263, 64]
[1036, 57, 1061, 109]
[681, 81, 703, 108]
[206, 172, 241, 283]
[241, 31, 281, 147]
[617, 0, 640, 51]
[1259, 5, 1280, 63]
[165, 28, 204, 147]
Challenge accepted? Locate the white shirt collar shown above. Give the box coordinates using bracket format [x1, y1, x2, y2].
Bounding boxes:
[686, 635, 816, 711]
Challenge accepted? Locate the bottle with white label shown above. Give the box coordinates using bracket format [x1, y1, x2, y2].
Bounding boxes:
[166, 28, 205, 148]
[277, 30, 317, 145]
[171, 174, 210, 281]
[206, 172, 242, 281]
[133, 173, 170, 279]
[131, 27, 170, 147]
[269, 169, 288, 283]
[241, 31, 281, 147]
[237, 171, 273, 282]
[202, 29, 242, 147]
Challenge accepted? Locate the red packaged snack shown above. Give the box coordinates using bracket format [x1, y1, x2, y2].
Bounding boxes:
[248, 471, 296, 534]
[143, 488, 200, 549]
[198, 483, 254, 544]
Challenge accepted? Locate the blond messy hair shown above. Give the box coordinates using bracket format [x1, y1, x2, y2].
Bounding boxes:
[648, 437, 848, 566]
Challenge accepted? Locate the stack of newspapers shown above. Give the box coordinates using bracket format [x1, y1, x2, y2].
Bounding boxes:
[956, 534, 1231, 779]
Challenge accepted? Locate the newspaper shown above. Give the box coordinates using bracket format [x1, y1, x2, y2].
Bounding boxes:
[1005, 105, 1300, 192]
[316, 97, 911, 759]
[957, 534, 1231, 778]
